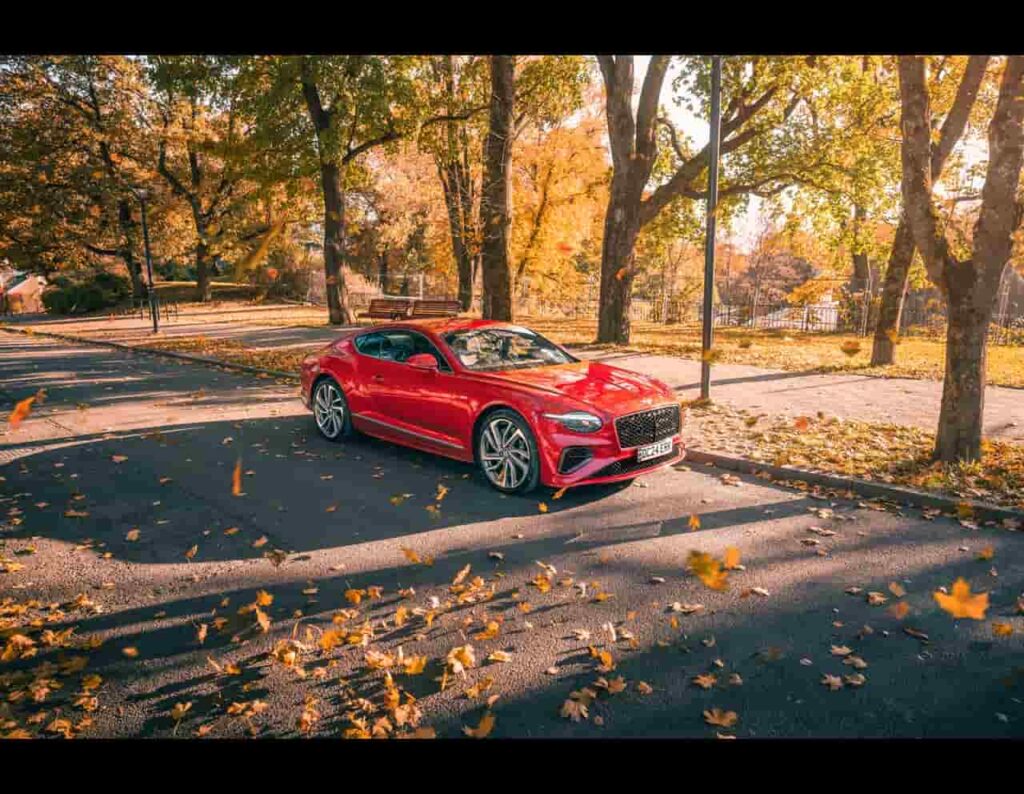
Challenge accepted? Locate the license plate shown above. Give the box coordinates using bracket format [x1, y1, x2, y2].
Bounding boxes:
[636, 437, 673, 462]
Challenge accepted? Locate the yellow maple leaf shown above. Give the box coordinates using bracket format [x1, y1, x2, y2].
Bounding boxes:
[687, 551, 729, 591]
[723, 547, 741, 570]
[933, 578, 988, 620]
[538, 502, 549, 513]
[688, 514, 701, 531]
[992, 622, 1013, 637]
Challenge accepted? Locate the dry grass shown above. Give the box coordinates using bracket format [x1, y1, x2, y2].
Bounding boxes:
[524, 317, 1024, 389]
[685, 401, 1024, 512]
[140, 335, 309, 375]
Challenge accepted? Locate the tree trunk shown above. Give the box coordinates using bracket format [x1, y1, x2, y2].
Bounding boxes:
[934, 288, 993, 461]
[597, 180, 642, 342]
[378, 251, 389, 293]
[440, 160, 476, 311]
[191, 211, 213, 302]
[870, 215, 915, 365]
[851, 204, 871, 290]
[480, 55, 515, 321]
[195, 239, 212, 302]
[321, 161, 353, 325]
[116, 198, 144, 300]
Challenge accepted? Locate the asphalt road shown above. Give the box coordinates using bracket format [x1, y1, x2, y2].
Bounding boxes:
[1, 330, 1022, 739]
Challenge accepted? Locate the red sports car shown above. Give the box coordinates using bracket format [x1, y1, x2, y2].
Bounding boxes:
[300, 319, 684, 494]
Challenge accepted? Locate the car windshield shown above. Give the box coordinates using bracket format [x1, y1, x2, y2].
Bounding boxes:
[443, 326, 576, 371]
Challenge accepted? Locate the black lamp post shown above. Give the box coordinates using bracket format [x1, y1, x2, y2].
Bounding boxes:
[136, 189, 159, 333]
[700, 55, 723, 401]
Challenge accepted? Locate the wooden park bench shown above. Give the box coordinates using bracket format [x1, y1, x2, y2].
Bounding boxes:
[357, 298, 413, 322]
[410, 298, 461, 319]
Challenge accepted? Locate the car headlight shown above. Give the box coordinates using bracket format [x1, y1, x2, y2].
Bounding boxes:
[543, 411, 603, 433]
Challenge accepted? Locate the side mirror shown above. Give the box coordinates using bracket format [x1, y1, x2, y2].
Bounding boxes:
[406, 353, 440, 372]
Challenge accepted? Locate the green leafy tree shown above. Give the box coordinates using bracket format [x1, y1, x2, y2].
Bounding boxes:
[899, 55, 1024, 462]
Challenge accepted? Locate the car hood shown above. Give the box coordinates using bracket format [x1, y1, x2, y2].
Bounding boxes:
[473, 361, 675, 416]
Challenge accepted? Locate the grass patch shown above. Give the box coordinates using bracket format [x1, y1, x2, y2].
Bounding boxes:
[685, 402, 1024, 511]
[524, 318, 1024, 389]
[139, 335, 308, 375]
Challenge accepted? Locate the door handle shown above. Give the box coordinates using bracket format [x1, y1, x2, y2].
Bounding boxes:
[372, 374, 384, 382]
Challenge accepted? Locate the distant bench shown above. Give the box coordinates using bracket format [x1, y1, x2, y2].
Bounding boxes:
[357, 298, 413, 321]
[357, 297, 460, 322]
[410, 299, 461, 319]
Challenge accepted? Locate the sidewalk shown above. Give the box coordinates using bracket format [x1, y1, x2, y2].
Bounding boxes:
[4, 308, 1022, 444]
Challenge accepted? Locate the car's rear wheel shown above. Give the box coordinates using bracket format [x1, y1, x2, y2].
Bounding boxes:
[313, 378, 352, 441]
[477, 409, 540, 494]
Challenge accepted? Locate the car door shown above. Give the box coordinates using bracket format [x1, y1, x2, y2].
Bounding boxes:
[369, 330, 471, 452]
[349, 331, 391, 418]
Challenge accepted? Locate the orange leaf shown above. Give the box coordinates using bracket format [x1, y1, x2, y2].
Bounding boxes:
[463, 711, 495, 738]
[703, 707, 738, 727]
[687, 551, 729, 591]
[723, 547, 741, 570]
[231, 458, 243, 496]
[933, 578, 988, 620]
[8, 389, 45, 429]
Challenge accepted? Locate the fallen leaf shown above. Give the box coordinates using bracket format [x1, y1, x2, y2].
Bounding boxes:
[934, 578, 988, 620]
[703, 707, 738, 727]
[463, 711, 495, 738]
[231, 458, 243, 496]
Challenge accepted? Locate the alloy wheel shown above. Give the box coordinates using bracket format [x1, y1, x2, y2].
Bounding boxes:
[313, 381, 346, 439]
[479, 416, 532, 490]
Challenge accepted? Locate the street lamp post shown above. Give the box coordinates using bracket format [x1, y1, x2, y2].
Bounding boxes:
[700, 55, 723, 401]
[136, 190, 159, 333]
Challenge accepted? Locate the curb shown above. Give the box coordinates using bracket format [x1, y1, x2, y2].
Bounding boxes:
[684, 448, 1024, 524]
[0, 326, 300, 382]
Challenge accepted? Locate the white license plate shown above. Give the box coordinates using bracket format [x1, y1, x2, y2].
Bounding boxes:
[636, 437, 673, 462]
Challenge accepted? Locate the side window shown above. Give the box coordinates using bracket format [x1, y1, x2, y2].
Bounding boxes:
[354, 332, 384, 358]
[356, 330, 450, 371]
[412, 332, 451, 371]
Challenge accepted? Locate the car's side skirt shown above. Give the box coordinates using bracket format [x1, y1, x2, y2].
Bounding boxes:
[351, 413, 472, 461]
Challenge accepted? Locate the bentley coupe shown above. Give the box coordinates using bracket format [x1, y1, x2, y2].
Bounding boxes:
[300, 319, 684, 494]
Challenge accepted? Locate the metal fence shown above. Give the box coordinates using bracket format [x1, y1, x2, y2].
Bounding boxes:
[307, 284, 1024, 347]
[516, 296, 1024, 346]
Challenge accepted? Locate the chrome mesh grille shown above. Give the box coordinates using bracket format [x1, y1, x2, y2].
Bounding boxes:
[614, 405, 681, 449]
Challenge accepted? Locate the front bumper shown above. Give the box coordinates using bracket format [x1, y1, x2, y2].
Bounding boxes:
[539, 433, 686, 488]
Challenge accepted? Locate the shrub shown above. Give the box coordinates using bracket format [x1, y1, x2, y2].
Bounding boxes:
[42, 271, 132, 315]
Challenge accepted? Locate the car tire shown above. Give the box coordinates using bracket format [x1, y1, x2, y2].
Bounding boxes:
[312, 377, 353, 442]
[476, 409, 540, 494]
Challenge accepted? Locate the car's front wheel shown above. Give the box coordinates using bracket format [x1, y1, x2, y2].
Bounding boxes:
[477, 409, 540, 494]
[312, 378, 352, 441]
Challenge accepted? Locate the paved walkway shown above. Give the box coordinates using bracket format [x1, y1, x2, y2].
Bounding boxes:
[4, 310, 1022, 443]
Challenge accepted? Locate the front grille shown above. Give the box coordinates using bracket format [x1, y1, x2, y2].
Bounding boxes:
[615, 405, 681, 449]
[593, 443, 681, 478]
[559, 447, 593, 474]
